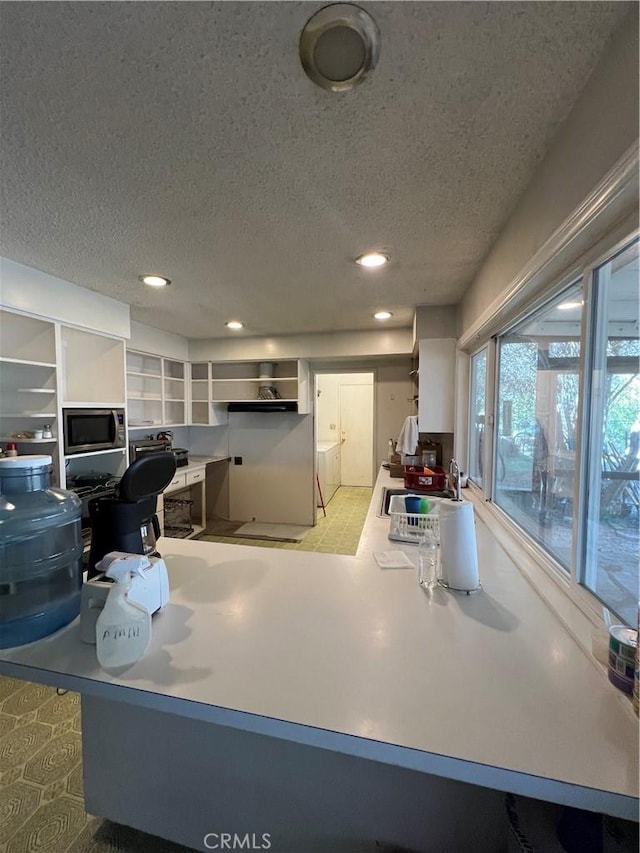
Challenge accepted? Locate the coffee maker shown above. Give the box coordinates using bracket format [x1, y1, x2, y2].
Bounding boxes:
[87, 452, 176, 579]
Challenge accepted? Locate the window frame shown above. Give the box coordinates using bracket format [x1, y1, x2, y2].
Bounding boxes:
[466, 227, 640, 628]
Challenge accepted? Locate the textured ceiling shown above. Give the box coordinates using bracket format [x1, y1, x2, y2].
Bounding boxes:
[0, 2, 631, 339]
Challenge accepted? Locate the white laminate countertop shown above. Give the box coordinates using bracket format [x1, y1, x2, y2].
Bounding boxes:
[177, 455, 230, 472]
[1, 468, 637, 819]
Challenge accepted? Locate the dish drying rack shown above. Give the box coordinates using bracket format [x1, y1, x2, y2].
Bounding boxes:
[388, 494, 440, 543]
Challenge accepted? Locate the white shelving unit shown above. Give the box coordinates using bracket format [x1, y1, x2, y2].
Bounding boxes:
[0, 310, 60, 476]
[189, 362, 228, 426]
[1, 308, 129, 487]
[126, 350, 187, 428]
[210, 359, 311, 412]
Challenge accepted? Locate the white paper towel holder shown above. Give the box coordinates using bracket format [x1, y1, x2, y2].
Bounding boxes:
[437, 491, 482, 594]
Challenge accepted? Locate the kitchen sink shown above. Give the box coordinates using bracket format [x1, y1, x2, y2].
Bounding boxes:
[378, 486, 451, 517]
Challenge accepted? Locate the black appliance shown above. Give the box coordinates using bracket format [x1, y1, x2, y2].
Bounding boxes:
[129, 436, 172, 463]
[87, 452, 176, 579]
[227, 401, 298, 412]
[67, 474, 120, 551]
[173, 448, 189, 468]
[63, 408, 126, 455]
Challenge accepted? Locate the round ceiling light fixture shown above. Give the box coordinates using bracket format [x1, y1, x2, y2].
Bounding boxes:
[225, 320, 244, 330]
[374, 311, 392, 320]
[299, 4, 380, 92]
[356, 251, 389, 268]
[139, 274, 171, 288]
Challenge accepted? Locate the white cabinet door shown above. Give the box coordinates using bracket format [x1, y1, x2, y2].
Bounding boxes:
[418, 339, 456, 433]
[62, 326, 125, 404]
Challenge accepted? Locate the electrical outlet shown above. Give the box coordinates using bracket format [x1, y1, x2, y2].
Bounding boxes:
[234, 456, 243, 465]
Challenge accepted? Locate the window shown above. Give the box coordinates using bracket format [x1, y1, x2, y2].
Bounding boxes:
[469, 234, 639, 626]
[469, 348, 487, 487]
[581, 240, 639, 625]
[494, 282, 583, 570]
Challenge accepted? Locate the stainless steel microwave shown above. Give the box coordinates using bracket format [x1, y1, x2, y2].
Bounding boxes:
[63, 408, 126, 455]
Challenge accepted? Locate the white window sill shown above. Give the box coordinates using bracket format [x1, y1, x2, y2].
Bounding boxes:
[464, 484, 617, 680]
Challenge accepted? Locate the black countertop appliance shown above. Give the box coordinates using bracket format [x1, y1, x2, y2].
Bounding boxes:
[87, 452, 176, 579]
[173, 448, 189, 468]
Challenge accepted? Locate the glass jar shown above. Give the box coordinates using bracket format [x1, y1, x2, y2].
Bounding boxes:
[0, 455, 83, 648]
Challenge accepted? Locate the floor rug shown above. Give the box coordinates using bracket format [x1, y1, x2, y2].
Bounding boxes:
[231, 521, 311, 542]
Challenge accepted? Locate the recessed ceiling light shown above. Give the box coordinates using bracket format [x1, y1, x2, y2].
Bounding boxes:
[139, 274, 171, 288]
[226, 321, 244, 330]
[374, 311, 392, 320]
[356, 252, 390, 268]
[557, 301, 584, 310]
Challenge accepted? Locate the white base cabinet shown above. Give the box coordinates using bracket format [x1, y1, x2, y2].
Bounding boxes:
[317, 442, 341, 506]
[158, 463, 207, 539]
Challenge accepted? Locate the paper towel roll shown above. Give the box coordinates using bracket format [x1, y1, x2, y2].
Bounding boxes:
[438, 500, 480, 591]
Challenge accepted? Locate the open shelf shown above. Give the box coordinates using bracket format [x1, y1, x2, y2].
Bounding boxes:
[0, 436, 57, 444]
[64, 447, 127, 460]
[0, 356, 57, 368]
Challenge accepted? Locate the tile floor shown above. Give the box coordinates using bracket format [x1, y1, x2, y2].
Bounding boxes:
[197, 485, 373, 555]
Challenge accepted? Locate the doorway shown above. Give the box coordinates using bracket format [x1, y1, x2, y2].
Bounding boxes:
[315, 372, 374, 491]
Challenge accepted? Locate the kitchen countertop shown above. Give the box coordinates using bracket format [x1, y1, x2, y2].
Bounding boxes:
[0, 467, 637, 819]
[176, 454, 230, 472]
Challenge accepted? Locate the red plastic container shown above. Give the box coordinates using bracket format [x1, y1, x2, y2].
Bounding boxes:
[403, 465, 448, 492]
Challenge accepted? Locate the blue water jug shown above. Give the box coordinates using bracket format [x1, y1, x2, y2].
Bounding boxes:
[0, 455, 83, 648]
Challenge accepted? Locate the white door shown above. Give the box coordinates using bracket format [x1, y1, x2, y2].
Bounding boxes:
[339, 384, 374, 486]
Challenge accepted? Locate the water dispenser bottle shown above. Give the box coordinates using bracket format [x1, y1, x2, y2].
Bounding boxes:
[0, 455, 83, 648]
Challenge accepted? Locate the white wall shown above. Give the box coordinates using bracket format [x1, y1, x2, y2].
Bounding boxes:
[129, 319, 189, 361]
[189, 328, 413, 362]
[375, 363, 415, 464]
[413, 305, 458, 347]
[460, 9, 639, 338]
[0, 257, 130, 338]
[228, 412, 314, 526]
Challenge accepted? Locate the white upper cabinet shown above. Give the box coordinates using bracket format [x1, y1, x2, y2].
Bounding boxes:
[0, 310, 59, 449]
[126, 350, 187, 428]
[417, 339, 456, 433]
[61, 325, 126, 405]
[210, 359, 311, 412]
[189, 362, 228, 426]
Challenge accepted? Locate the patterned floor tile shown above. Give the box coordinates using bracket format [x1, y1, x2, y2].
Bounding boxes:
[67, 817, 194, 852]
[198, 486, 372, 556]
[5, 796, 89, 853]
[0, 780, 42, 841]
[36, 692, 81, 725]
[2, 684, 53, 717]
[0, 722, 52, 772]
[0, 679, 25, 703]
[66, 763, 84, 800]
[24, 731, 82, 786]
[0, 713, 17, 740]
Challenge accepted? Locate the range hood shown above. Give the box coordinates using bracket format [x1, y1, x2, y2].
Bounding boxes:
[227, 401, 298, 413]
